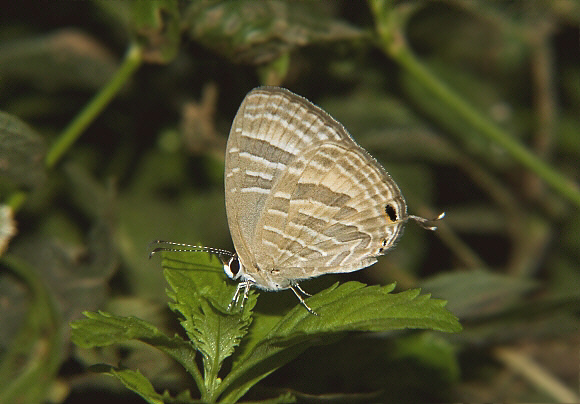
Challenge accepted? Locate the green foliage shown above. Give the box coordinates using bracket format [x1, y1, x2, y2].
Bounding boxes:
[130, 0, 181, 64]
[0, 111, 46, 190]
[2, 0, 580, 402]
[71, 250, 460, 402]
[182, 0, 364, 64]
[0, 255, 62, 404]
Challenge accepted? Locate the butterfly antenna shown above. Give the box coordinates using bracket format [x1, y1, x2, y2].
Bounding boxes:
[148, 240, 234, 260]
[407, 212, 445, 231]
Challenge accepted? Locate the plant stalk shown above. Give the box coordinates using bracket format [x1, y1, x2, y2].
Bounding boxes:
[45, 44, 143, 169]
[369, 0, 580, 209]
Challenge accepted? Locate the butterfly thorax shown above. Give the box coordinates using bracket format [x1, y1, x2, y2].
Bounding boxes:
[244, 268, 294, 291]
[224, 253, 294, 291]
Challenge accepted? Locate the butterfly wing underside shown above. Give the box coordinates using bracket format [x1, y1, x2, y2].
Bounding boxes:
[225, 87, 351, 267]
[254, 142, 407, 282]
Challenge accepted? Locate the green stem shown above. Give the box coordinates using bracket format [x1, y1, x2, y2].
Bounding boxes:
[7, 191, 27, 212]
[45, 44, 143, 169]
[369, 1, 580, 209]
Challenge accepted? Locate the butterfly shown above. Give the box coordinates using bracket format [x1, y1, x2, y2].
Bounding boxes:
[152, 87, 443, 314]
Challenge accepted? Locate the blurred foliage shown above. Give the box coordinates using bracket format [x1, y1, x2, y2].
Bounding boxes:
[1, 0, 579, 403]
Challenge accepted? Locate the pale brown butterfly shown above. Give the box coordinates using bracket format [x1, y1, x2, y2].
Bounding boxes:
[152, 87, 443, 314]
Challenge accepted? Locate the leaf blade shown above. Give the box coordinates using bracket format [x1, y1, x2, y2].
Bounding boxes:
[219, 281, 461, 401]
[70, 310, 202, 389]
[160, 250, 256, 400]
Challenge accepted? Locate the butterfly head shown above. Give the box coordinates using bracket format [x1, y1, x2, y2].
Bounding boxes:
[223, 254, 243, 280]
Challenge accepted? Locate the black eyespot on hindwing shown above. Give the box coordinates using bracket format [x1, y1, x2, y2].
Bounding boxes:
[385, 204, 397, 222]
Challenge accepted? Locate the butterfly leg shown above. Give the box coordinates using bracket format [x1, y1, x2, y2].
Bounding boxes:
[228, 281, 253, 311]
[240, 281, 253, 308]
[289, 284, 318, 316]
[293, 283, 312, 297]
[228, 282, 245, 311]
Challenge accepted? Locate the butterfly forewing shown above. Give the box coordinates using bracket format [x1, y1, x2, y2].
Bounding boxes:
[225, 87, 351, 267]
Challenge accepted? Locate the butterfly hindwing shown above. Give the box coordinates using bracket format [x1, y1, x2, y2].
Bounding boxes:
[254, 142, 406, 281]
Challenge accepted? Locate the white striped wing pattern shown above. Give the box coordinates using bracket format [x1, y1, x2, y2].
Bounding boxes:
[225, 87, 407, 293]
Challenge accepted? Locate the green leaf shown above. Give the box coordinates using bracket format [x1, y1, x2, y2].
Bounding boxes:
[97, 366, 198, 404]
[161, 250, 255, 401]
[153, 248, 461, 402]
[107, 367, 165, 404]
[72, 249, 460, 403]
[0, 30, 117, 93]
[392, 332, 460, 383]
[182, 0, 364, 64]
[70, 311, 200, 386]
[0, 111, 46, 189]
[160, 249, 245, 312]
[219, 282, 461, 401]
[420, 268, 539, 319]
[71, 310, 172, 347]
[0, 255, 63, 404]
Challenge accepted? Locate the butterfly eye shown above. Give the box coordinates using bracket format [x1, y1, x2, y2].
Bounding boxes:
[223, 255, 241, 279]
